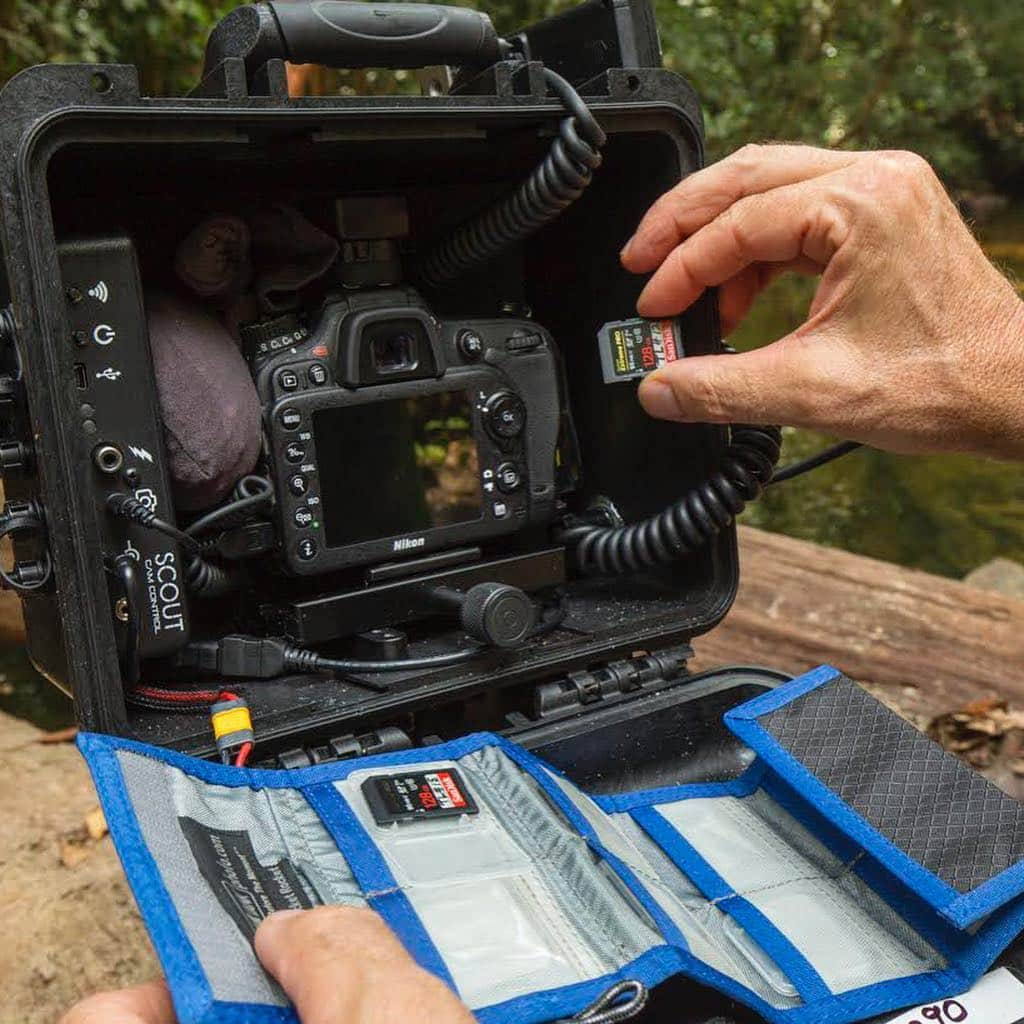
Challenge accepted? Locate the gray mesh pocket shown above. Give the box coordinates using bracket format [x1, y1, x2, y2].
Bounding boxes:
[760, 675, 1024, 896]
[731, 672, 1024, 929]
[116, 749, 366, 1008]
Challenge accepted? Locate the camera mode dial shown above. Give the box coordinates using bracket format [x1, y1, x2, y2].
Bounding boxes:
[483, 391, 526, 440]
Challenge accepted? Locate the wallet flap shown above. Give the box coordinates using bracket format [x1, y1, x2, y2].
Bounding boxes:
[725, 667, 1024, 929]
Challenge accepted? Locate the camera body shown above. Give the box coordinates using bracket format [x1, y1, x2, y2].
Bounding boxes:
[249, 287, 579, 576]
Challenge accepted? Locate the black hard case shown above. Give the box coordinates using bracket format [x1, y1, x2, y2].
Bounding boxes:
[0, 0, 749, 751]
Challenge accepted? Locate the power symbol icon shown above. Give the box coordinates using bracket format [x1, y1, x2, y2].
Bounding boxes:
[93, 324, 117, 345]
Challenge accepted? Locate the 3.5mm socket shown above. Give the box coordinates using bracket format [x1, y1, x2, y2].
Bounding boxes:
[93, 443, 124, 475]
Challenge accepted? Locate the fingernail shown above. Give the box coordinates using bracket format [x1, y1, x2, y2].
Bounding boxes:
[620, 235, 635, 261]
[638, 379, 680, 420]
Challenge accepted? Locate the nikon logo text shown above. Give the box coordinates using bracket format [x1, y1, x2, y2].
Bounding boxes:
[393, 537, 426, 552]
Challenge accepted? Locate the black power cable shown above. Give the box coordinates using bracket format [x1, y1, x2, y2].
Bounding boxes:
[106, 493, 201, 556]
[185, 475, 273, 537]
[770, 440, 864, 484]
[176, 594, 569, 683]
[109, 554, 141, 686]
[419, 65, 607, 287]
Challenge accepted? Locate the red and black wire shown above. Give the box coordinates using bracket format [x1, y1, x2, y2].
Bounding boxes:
[127, 685, 252, 766]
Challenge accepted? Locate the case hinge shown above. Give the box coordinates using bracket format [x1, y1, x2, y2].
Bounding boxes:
[532, 643, 693, 718]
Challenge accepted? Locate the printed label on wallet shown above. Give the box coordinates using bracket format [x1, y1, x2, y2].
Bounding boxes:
[880, 968, 1024, 1024]
[179, 817, 319, 940]
[362, 768, 479, 825]
[597, 317, 683, 383]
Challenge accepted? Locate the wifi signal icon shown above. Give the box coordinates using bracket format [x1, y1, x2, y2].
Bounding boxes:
[88, 281, 109, 303]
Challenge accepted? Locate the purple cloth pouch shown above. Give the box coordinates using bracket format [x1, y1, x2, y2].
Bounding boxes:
[146, 291, 263, 511]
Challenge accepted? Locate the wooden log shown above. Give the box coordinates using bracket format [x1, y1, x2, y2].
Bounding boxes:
[692, 526, 1024, 721]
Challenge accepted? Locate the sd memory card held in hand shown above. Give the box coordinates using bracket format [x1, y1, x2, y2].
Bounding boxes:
[362, 768, 479, 825]
[597, 317, 684, 383]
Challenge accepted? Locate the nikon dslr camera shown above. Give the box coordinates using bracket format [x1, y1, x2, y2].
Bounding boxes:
[246, 287, 579, 576]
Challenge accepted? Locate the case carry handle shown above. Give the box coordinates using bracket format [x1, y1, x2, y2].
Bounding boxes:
[204, 1, 509, 79]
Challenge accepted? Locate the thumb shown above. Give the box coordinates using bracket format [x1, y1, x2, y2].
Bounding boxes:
[637, 337, 824, 426]
[255, 907, 473, 1024]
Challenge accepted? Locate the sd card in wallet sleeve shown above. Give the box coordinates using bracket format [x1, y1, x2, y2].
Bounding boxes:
[78, 667, 1024, 1024]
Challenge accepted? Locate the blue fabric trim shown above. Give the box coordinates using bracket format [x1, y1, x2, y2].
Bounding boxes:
[475, 946, 683, 1024]
[724, 668, 1024, 928]
[79, 728, 500, 792]
[761, 768, 1024, 986]
[79, 720, 1024, 1024]
[197, 1003, 295, 1024]
[630, 805, 831, 1004]
[725, 665, 842, 721]
[302, 782, 456, 992]
[628, 772, 1024, 1024]
[594, 761, 766, 814]
[728, 705, 957, 916]
[77, 732, 221, 1024]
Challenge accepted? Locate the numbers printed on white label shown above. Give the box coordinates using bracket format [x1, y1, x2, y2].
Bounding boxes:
[884, 969, 1024, 1024]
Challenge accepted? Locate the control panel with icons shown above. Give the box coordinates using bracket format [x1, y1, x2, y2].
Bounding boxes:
[59, 235, 191, 658]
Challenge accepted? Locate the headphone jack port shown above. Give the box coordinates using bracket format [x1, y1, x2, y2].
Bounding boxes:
[93, 443, 124, 475]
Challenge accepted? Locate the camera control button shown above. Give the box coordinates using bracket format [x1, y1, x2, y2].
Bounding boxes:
[284, 441, 306, 464]
[484, 392, 526, 439]
[279, 407, 302, 430]
[293, 506, 315, 529]
[278, 369, 299, 391]
[457, 329, 484, 360]
[496, 462, 522, 493]
[506, 333, 542, 352]
[296, 537, 318, 561]
[492, 501, 510, 519]
[308, 363, 328, 386]
[289, 474, 308, 496]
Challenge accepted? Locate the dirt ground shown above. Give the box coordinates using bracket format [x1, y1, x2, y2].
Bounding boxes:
[0, 712, 158, 1024]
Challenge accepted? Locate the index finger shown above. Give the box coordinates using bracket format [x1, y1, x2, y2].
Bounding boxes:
[622, 143, 856, 274]
[636, 178, 842, 317]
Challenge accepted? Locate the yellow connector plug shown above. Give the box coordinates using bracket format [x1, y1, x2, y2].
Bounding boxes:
[210, 694, 254, 764]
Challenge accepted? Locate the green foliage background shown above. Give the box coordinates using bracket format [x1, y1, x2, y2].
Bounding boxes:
[2, 0, 1022, 191]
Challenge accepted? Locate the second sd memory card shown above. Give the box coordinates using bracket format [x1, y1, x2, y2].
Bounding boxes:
[361, 767, 479, 825]
[597, 317, 684, 383]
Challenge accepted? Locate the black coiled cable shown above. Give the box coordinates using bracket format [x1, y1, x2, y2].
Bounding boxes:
[561, 424, 783, 575]
[419, 66, 607, 288]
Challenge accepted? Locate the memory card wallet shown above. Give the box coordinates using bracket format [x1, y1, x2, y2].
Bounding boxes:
[79, 665, 1024, 1024]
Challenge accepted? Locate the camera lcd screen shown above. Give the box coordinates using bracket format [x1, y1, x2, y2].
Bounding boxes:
[313, 392, 483, 549]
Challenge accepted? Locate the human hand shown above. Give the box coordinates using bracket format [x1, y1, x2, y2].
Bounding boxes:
[254, 906, 475, 1024]
[59, 980, 175, 1024]
[621, 144, 1024, 459]
[60, 907, 474, 1024]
